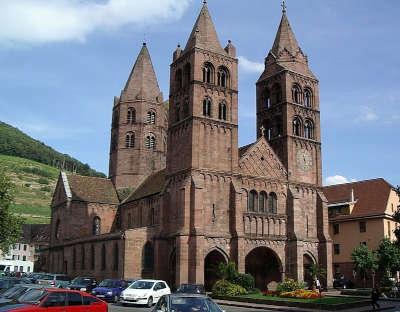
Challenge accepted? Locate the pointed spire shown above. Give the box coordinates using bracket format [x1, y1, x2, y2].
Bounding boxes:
[270, 3, 301, 57]
[122, 43, 162, 102]
[184, 2, 225, 54]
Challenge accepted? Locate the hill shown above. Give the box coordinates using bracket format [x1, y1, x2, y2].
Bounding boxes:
[0, 121, 105, 178]
[0, 154, 58, 224]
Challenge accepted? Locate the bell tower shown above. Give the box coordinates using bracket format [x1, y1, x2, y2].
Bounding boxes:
[256, 4, 322, 186]
[167, 2, 239, 176]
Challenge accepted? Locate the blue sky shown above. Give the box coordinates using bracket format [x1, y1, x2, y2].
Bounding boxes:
[0, 0, 399, 186]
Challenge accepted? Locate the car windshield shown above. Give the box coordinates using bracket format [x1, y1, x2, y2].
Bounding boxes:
[99, 280, 116, 288]
[40, 275, 54, 280]
[19, 289, 47, 304]
[1, 286, 23, 298]
[0, 280, 10, 288]
[72, 277, 92, 284]
[170, 297, 222, 312]
[129, 281, 154, 290]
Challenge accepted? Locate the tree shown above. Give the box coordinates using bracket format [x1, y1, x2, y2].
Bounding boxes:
[376, 238, 400, 277]
[309, 263, 327, 280]
[393, 186, 400, 244]
[351, 244, 378, 288]
[0, 169, 23, 253]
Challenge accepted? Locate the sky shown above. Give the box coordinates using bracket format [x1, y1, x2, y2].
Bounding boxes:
[0, 0, 399, 187]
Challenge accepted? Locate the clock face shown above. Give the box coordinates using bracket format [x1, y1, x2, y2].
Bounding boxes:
[296, 149, 312, 171]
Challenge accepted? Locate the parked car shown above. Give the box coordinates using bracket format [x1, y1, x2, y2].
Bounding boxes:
[152, 294, 224, 312]
[333, 277, 354, 289]
[37, 274, 71, 288]
[67, 277, 97, 292]
[91, 279, 127, 302]
[0, 288, 108, 312]
[120, 279, 171, 307]
[0, 285, 46, 307]
[175, 284, 205, 295]
[0, 278, 31, 294]
[25, 273, 46, 284]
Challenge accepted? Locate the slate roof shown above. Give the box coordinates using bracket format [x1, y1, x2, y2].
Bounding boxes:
[323, 178, 393, 219]
[66, 174, 119, 204]
[123, 169, 166, 204]
[271, 11, 301, 57]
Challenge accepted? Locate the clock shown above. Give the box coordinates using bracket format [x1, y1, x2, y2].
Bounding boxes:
[296, 149, 312, 171]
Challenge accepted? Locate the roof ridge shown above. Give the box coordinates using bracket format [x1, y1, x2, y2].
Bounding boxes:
[65, 172, 110, 181]
[323, 177, 386, 188]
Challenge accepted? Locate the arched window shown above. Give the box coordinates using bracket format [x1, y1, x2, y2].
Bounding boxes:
[150, 207, 155, 225]
[183, 63, 191, 87]
[145, 133, 156, 150]
[218, 102, 227, 120]
[142, 242, 154, 271]
[202, 63, 214, 84]
[292, 84, 302, 104]
[175, 69, 182, 90]
[304, 119, 314, 139]
[81, 244, 85, 270]
[90, 244, 95, 270]
[147, 111, 156, 124]
[263, 119, 272, 141]
[248, 190, 258, 212]
[272, 83, 282, 104]
[268, 192, 278, 214]
[113, 243, 119, 272]
[92, 216, 101, 236]
[273, 116, 282, 137]
[101, 244, 106, 271]
[263, 89, 271, 109]
[259, 192, 268, 213]
[125, 132, 135, 148]
[183, 98, 189, 117]
[203, 98, 212, 117]
[55, 219, 61, 240]
[127, 107, 136, 124]
[304, 89, 313, 107]
[217, 66, 229, 88]
[293, 117, 302, 136]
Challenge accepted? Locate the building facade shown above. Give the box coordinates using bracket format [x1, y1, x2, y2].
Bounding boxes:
[48, 3, 332, 290]
[324, 178, 399, 285]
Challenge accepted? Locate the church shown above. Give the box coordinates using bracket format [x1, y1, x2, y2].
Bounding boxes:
[48, 2, 333, 290]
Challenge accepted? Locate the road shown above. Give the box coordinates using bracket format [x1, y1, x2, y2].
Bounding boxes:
[109, 302, 275, 312]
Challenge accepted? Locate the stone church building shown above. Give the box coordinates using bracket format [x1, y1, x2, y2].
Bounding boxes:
[48, 2, 332, 290]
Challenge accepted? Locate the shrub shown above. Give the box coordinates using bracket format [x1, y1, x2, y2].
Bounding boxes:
[37, 177, 49, 185]
[212, 280, 247, 296]
[24, 183, 31, 188]
[233, 273, 255, 291]
[276, 278, 306, 293]
[40, 186, 51, 192]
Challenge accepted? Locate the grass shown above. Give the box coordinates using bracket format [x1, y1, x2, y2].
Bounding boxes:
[1, 154, 59, 224]
[242, 293, 365, 304]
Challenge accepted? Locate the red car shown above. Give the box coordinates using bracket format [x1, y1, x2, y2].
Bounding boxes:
[0, 288, 107, 312]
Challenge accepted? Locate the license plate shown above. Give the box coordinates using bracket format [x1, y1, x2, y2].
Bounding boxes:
[97, 295, 105, 298]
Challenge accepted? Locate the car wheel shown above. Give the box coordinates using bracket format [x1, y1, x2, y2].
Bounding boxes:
[113, 295, 119, 303]
[147, 296, 153, 307]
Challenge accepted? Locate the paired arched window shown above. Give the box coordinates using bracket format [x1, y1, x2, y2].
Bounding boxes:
[217, 66, 229, 88]
[218, 102, 227, 120]
[175, 69, 182, 90]
[248, 190, 258, 212]
[273, 116, 283, 137]
[268, 192, 278, 214]
[113, 243, 119, 272]
[101, 244, 106, 271]
[263, 89, 271, 109]
[145, 133, 156, 150]
[92, 216, 101, 236]
[292, 84, 302, 104]
[272, 84, 282, 104]
[304, 119, 314, 139]
[203, 98, 212, 117]
[127, 107, 136, 124]
[147, 111, 156, 124]
[142, 242, 154, 271]
[183, 63, 191, 87]
[55, 219, 61, 240]
[259, 191, 268, 213]
[293, 117, 302, 136]
[125, 132, 135, 148]
[304, 89, 313, 107]
[202, 63, 214, 84]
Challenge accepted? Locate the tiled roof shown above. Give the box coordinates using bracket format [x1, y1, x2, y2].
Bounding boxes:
[239, 143, 254, 158]
[66, 174, 119, 204]
[22, 224, 50, 244]
[323, 178, 393, 219]
[271, 11, 301, 57]
[123, 169, 166, 203]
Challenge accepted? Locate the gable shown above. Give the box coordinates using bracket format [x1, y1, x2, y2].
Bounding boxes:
[239, 138, 287, 180]
[51, 173, 69, 207]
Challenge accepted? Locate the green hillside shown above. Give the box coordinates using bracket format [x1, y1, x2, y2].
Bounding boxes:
[0, 154, 58, 224]
[0, 121, 105, 178]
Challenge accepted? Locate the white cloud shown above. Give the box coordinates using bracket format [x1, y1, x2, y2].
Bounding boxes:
[0, 0, 191, 45]
[355, 106, 378, 122]
[238, 56, 264, 73]
[325, 175, 357, 186]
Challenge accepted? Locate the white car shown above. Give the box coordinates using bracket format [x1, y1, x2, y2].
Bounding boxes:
[120, 279, 171, 307]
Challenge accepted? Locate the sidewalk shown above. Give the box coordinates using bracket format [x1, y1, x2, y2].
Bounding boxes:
[215, 298, 396, 312]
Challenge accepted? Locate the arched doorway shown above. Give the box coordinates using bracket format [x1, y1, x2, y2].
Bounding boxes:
[204, 249, 227, 291]
[142, 242, 154, 279]
[245, 247, 282, 290]
[303, 253, 315, 288]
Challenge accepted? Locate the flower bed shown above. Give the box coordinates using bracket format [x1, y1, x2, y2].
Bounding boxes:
[280, 289, 321, 299]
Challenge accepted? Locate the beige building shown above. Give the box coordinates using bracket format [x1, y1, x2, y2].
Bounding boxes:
[323, 178, 399, 284]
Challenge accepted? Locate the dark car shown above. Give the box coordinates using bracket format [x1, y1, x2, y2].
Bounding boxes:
[91, 279, 127, 302]
[152, 294, 223, 312]
[36, 274, 71, 288]
[175, 284, 205, 295]
[333, 277, 354, 289]
[67, 277, 97, 292]
[0, 279, 31, 294]
[0, 285, 46, 306]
